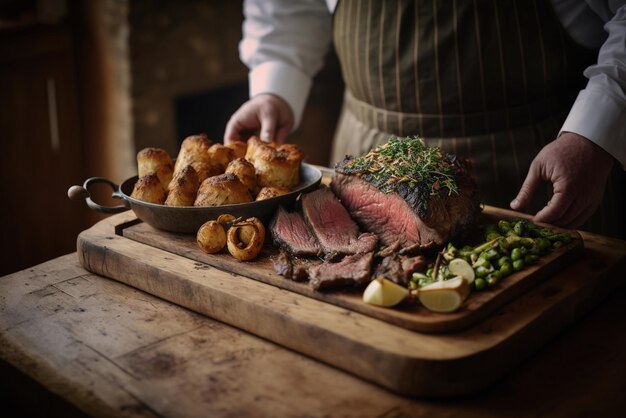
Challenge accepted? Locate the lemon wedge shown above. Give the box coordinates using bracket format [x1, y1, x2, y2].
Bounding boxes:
[363, 277, 409, 307]
[418, 276, 470, 313]
[448, 258, 475, 284]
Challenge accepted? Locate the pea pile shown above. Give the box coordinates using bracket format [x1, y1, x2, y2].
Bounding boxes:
[410, 219, 574, 291]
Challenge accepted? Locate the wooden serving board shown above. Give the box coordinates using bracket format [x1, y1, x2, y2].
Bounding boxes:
[121, 205, 583, 333]
[76, 210, 626, 397]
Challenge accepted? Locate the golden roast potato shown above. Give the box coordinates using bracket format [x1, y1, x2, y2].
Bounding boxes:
[254, 142, 304, 189]
[137, 147, 174, 192]
[165, 165, 199, 206]
[131, 173, 166, 204]
[191, 160, 223, 184]
[255, 186, 290, 201]
[173, 134, 212, 175]
[226, 140, 247, 159]
[225, 157, 257, 193]
[194, 173, 253, 206]
[197, 220, 227, 254]
[245, 136, 275, 165]
[208, 143, 235, 172]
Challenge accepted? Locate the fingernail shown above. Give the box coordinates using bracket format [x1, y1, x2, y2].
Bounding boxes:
[260, 132, 271, 142]
[510, 199, 519, 208]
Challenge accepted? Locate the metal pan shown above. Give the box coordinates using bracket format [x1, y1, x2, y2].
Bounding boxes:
[69, 163, 323, 233]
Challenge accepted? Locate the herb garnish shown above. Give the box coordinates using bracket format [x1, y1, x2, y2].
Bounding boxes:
[345, 136, 460, 215]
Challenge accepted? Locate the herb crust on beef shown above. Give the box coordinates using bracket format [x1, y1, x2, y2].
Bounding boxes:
[333, 136, 481, 249]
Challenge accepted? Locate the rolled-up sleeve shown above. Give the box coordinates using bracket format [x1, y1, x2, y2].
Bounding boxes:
[240, 0, 333, 130]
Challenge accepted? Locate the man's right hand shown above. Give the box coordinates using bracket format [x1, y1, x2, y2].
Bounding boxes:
[224, 94, 294, 145]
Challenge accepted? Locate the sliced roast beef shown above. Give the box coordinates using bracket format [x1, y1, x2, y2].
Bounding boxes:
[270, 206, 322, 256]
[308, 252, 374, 290]
[332, 139, 481, 249]
[374, 253, 426, 285]
[272, 250, 321, 281]
[272, 250, 293, 279]
[301, 188, 377, 255]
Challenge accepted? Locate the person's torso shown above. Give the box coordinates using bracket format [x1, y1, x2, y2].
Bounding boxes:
[333, 0, 596, 137]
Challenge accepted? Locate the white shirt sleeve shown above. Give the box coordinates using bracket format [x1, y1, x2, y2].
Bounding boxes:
[240, 0, 333, 130]
[560, 2, 626, 169]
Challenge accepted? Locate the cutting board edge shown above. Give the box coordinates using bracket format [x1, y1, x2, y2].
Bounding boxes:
[74, 213, 626, 397]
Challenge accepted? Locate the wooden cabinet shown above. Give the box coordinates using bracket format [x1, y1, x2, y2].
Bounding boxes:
[0, 25, 86, 276]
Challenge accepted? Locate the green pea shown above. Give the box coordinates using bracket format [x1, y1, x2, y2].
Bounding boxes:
[520, 238, 535, 248]
[513, 259, 525, 271]
[553, 241, 563, 249]
[498, 220, 512, 233]
[506, 235, 522, 248]
[528, 245, 541, 255]
[513, 221, 526, 236]
[486, 271, 502, 287]
[498, 256, 512, 267]
[474, 258, 492, 270]
[538, 228, 554, 237]
[486, 232, 502, 241]
[524, 254, 539, 265]
[474, 278, 487, 291]
[511, 248, 522, 261]
[536, 238, 551, 253]
[499, 263, 513, 277]
[475, 266, 492, 278]
[482, 248, 500, 261]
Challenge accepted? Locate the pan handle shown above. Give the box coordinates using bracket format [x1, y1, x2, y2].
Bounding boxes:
[68, 177, 130, 214]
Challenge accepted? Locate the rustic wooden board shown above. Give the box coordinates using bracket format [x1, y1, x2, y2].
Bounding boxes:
[3, 254, 626, 417]
[122, 206, 583, 333]
[76, 211, 626, 397]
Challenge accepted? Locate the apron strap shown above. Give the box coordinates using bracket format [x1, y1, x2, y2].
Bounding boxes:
[343, 89, 576, 138]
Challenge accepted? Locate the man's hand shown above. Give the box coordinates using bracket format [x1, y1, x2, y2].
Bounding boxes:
[510, 132, 614, 229]
[224, 94, 294, 145]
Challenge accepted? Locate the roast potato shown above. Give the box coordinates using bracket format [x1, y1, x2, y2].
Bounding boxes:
[165, 165, 199, 206]
[197, 220, 227, 254]
[225, 157, 257, 193]
[208, 143, 235, 172]
[254, 142, 304, 189]
[255, 186, 290, 201]
[174, 134, 212, 175]
[191, 160, 223, 184]
[194, 173, 253, 206]
[137, 147, 174, 192]
[245, 136, 275, 165]
[131, 173, 166, 204]
[226, 140, 247, 159]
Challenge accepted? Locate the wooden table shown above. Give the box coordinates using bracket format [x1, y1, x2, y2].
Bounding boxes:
[1, 251, 626, 418]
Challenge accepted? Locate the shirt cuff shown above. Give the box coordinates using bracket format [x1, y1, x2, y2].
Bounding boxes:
[560, 87, 626, 170]
[248, 61, 312, 131]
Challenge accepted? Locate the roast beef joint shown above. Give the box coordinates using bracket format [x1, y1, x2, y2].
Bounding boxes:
[270, 137, 482, 293]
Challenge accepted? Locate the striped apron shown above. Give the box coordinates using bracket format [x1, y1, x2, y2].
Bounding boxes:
[332, 0, 625, 238]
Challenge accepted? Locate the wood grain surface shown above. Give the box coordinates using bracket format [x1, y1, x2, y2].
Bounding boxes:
[1, 254, 626, 418]
[122, 206, 583, 333]
[73, 211, 626, 397]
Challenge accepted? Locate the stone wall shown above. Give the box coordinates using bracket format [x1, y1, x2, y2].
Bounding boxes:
[129, 0, 343, 166]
